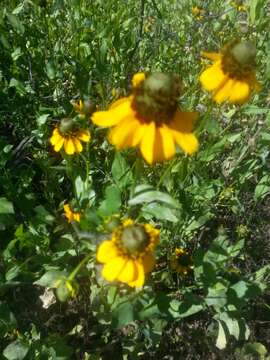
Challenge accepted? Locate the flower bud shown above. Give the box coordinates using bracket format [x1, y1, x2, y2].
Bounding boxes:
[121, 225, 149, 253]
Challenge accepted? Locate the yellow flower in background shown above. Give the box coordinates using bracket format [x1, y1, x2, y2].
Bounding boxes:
[91, 73, 199, 165]
[63, 204, 81, 223]
[170, 248, 193, 275]
[71, 99, 95, 117]
[97, 219, 159, 288]
[191, 6, 204, 20]
[50, 118, 90, 155]
[200, 40, 260, 104]
[230, 1, 247, 11]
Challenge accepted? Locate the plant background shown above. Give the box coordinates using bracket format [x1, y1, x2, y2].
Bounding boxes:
[0, 0, 270, 359]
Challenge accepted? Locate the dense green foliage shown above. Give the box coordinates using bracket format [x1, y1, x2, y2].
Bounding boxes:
[1, 0, 270, 359]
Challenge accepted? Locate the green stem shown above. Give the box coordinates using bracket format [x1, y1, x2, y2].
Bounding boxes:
[68, 253, 92, 282]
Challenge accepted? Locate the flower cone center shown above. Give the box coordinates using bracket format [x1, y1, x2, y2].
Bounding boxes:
[59, 118, 76, 134]
[121, 225, 149, 254]
[221, 40, 256, 81]
[132, 72, 181, 124]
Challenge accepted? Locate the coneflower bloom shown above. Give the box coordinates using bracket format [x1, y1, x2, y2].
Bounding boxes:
[97, 218, 159, 288]
[50, 118, 90, 155]
[91, 72, 199, 165]
[200, 40, 260, 104]
[170, 247, 193, 275]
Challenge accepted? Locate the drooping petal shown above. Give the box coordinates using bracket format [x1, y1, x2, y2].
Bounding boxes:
[64, 138, 76, 155]
[108, 117, 142, 149]
[228, 80, 251, 104]
[50, 129, 62, 145]
[97, 240, 119, 263]
[53, 137, 65, 152]
[213, 78, 234, 103]
[128, 261, 145, 288]
[170, 111, 198, 133]
[201, 51, 221, 61]
[141, 252, 155, 273]
[91, 97, 133, 127]
[102, 256, 127, 282]
[117, 259, 137, 283]
[158, 125, 176, 161]
[77, 129, 91, 142]
[173, 132, 199, 155]
[140, 121, 156, 164]
[72, 138, 83, 153]
[200, 61, 227, 91]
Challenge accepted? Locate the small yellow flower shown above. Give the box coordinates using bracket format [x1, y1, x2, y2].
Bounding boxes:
[170, 248, 193, 275]
[97, 219, 159, 288]
[64, 204, 81, 223]
[192, 6, 204, 20]
[230, 1, 247, 11]
[200, 40, 260, 104]
[50, 119, 90, 155]
[91, 73, 199, 165]
[71, 99, 94, 117]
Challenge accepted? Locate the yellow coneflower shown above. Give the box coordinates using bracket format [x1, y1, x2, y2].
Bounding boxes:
[91, 72, 199, 164]
[170, 247, 193, 275]
[200, 40, 260, 104]
[63, 204, 81, 223]
[50, 118, 90, 155]
[97, 218, 159, 288]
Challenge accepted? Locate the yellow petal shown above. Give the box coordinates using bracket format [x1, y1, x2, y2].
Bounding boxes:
[53, 137, 64, 152]
[200, 61, 227, 91]
[109, 96, 131, 109]
[140, 122, 156, 164]
[132, 72, 146, 88]
[97, 240, 119, 263]
[201, 51, 221, 61]
[72, 138, 83, 153]
[117, 259, 137, 283]
[228, 80, 250, 104]
[64, 138, 76, 155]
[73, 213, 81, 222]
[91, 97, 133, 127]
[170, 111, 198, 133]
[141, 252, 155, 273]
[50, 129, 62, 145]
[128, 261, 145, 288]
[157, 125, 176, 161]
[77, 130, 91, 142]
[102, 256, 127, 282]
[213, 78, 234, 103]
[173, 132, 199, 155]
[108, 117, 141, 149]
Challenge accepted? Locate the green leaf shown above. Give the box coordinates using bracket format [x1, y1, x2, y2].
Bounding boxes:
[242, 342, 268, 357]
[129, 184, 180, 208]
[254, 174, 270, 201]
[141, 203, 179, 222]
[34, 270, 67, 288]
[216, 320, 228, 350]
[3, 339, 29, 360]
[112, 302, 134, 329]
[0, 198, 14, 214]
[0, 302, 17, 338]
[98, 184, 121, 217]
[6, 13, 25, 34]
[112, 152, 133, 189]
